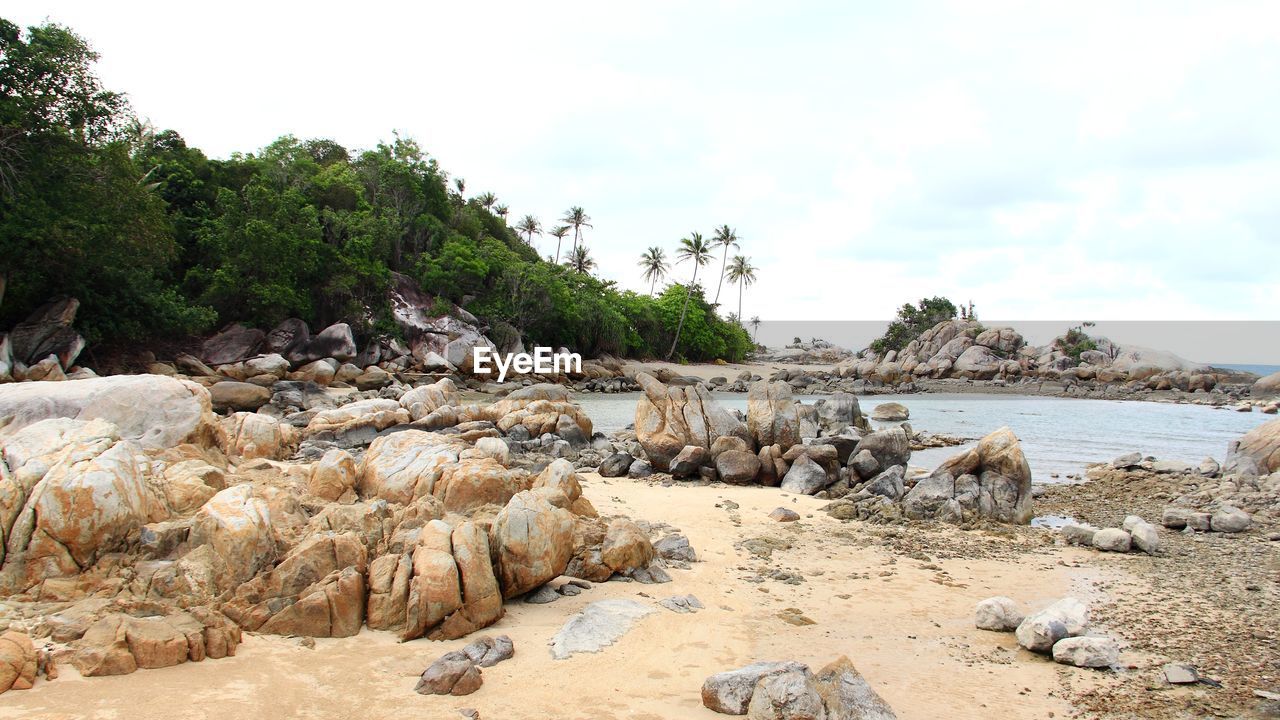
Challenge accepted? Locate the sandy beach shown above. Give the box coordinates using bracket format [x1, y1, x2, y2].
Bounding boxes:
[3, 474, 1118, 720]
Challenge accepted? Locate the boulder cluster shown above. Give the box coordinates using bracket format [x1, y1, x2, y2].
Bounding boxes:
[0, 373, 665, 695]
[976, 596, 1120, 669]
[701, 656, 897, 719]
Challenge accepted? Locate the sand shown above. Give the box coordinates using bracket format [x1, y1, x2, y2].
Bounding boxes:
[1, 473, 1124, 720]
[625, 359, 838, 383]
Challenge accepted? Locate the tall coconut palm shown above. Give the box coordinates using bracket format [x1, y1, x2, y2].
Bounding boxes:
[515, 214, 542, 247]
[560, 206, 593, 256]
[477, 191, 497, 210]
[667, 232, 714, 360]
[548, 225, 570, 264]
[494, 203, 509, 220]
[638, 246, 669, 296]
[565, 245, 596, 274]
[750, 316, 761, 341]
[453, 177, 466, 197]
[711, 224, 740, 304]
[726, 254, 757, 323]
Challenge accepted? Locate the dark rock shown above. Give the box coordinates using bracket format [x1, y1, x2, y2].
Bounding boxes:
[202, 323, 265, 366]
[598, 452, 634, 478]
[9, 296, 85, 367]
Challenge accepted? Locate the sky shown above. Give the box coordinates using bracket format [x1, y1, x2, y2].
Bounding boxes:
[10, 1, 1280, 359]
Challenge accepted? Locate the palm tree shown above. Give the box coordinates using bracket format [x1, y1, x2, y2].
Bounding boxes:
[477, 192, 497, 210]
[750, 316, 761, 341]
[711, 224, 740, 304]
[494, 203, 509, 220]
[667, 232, 714, 360]
[726, 255, 757, 323]
[565, 245, 596, 274]
[453, 177, 466, 196]
[560, 206, 593, 257]
[516, 214, 542, 247]
[638, 246, 669, 296]
[548, 225, 570, 264]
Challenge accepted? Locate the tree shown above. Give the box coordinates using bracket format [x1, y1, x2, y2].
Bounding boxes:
[869, 296, 959, 353]
[548, 225, 570, 264]
[666, 232, 713, 359]
[494, 203, 508, 219]
[476, 191, 496, 210]
[515, 214, 541, 247]
[750, 315, 761, 341]
[565, 245, 596, 274]
[638, 246, 668, 296]
[726, 254, 757, 323]
[711, 224, 739, 304]
[560, 206, 592, 257]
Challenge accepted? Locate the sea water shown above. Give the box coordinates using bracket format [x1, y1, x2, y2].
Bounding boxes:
[573, 391, 1272, 484]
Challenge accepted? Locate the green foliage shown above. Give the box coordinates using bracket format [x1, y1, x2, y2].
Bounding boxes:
[1054, 324, 1098, 362]
[870, 296, 959, 354]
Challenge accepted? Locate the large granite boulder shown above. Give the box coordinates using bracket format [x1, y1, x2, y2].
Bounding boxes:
[1224, 418, 1280, 475]
[852, 428, 911, 471]
[747, 380, 800, 452]
[188, 485, 280, 592]
[359, 430, 465, 504]
[287, 323, 357, 365]
[634, 372, 749, 471]
[9, 296, 85, 368]
[201, 323, 264, 366]
[220, 412, 295, 460]
[488, 489, 575, 598]
[399, 378, 460, 421]
[1253, 370, 1280, 396]
[903, 427, 1033, 524]
[0, 376, 219, 450]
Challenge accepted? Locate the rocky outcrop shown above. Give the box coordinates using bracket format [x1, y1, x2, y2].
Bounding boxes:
[489, 489, 575, 598]
[0, 376, 220, 450]
[0, 630, 36, 693]
[1253, 371, 1280, 396]
[634, 373, 750, 471]
[702, 657, 896, 718]
[220, 412, 295, 460]
[188, 485, 280, 592]
[201, 324, 265, 366]
[8, 297, 85, 369]
[359, 430, 466, 504]
[747, 381, 800, 452]
[1224, 418, 1280, 476]
[67, 606, 241, 677]
[902, 427, 1033, 524]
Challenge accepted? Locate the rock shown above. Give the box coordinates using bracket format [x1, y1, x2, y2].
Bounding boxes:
[747, 665, 828, 720]
[669, 445, 710, 477]
[359, 430, 463, 503]
[974, 596, 1024, 632]
[1210, 506, 1252, 533]
[1092, 528, 1132, 552]
[289, 323, 357, 364]
[601, 519, 656, 574]
[399, 378, 459, 421]
[0, 630, 36, 692]
[1052, 637, 1119, 668]
[814, 655, 897, 720]
[1225, 418, 1280, 475]
[202, 324, 265, 365]
[711, 435, 751, 459]
[0, 375, 219, 450]
[781, 455, 828, 495]
[308, 449, 359, 501]
[221, 411, 294, 460]
[870, 402, 909, 421]
[1163, 663, 1200, 684]
[1015, 598, 1088, 653]
[1252, 370, 1280, 396]
[654, 534, 696, 563]
[415, 654, 483, 696]
[1198, 457, 1220, 476]
[598, 452, 633, 478]
[353, 366, 392, 391]
[852, 428, 911, 473]
[189, 484, 279, 592]
[702, 661, 810, 714]
[634, 372, 749, 471]
[717, 450, 763, 484]
[848, 449, 880, 480]
[903, 427, 1032, 524]
[429, 522, 504, 641]
[627, 459, 653, 479]
[863, 466, 905, 501]
[489, 490, 576, 598]
[1129, 522, 1160, 554]
[9, 296, 85, 368]
[769, 507, 801, 522]
[550, 599, 656, 660]
[747, 380, 801, 452]
[1061, 524, 1098, 546]
[1161, 507, 1211, 531]
[1111, 452, 1143, 469]
[524, 585, 560, 604]
[658, 594, 704, 613]
[531, 459, 582, 503]
[210, 381, 272, 412]
[1150, 459, 1193, 474]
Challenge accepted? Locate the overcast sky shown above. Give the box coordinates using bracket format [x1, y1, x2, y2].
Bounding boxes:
[11, 1, 1280, 352]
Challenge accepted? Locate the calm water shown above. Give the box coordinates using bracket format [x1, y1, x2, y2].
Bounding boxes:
[574, 391, 1272, 484]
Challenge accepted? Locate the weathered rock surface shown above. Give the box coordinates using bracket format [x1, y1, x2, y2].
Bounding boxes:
[1052, 636, 1119, 668]
[1224, 418, 1279, 475]
[1016, 598, 1089, 653]
[634, 372, 750, 471]
[550, 599, 656, 660]
[974, 596, 1023, 631]
[489, 489, 575, 598]
[747, 381, 800, 452]
[702, 661, 810, 715]
[903, 427, 1032, 524]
